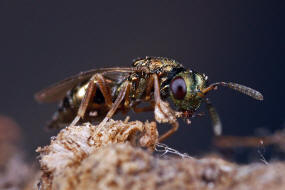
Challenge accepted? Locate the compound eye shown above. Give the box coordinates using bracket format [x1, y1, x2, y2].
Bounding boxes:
[170, 77, 187, 100]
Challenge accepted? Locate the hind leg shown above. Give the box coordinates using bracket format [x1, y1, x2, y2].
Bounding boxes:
[70, 73, 113, 127]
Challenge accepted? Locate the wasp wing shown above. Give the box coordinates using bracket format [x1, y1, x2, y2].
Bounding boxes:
[35, 67, 134, 103]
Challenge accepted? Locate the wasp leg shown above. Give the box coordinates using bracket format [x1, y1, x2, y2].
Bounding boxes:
[69, 74, 113, 127]
[132, 74, 156, 112]
[106, 81, 131, 118]
[93, 73, 113, 107]
[150, 74, 179, 142]
[145, 74, 155, 101]
[133, 101, 155, 113]
[97, 81, 131, 129]
[122, 81, 132, 113]
[205, 98, 222, 136]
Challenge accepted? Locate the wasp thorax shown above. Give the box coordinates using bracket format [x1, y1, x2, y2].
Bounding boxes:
[169, 70, 207, 111]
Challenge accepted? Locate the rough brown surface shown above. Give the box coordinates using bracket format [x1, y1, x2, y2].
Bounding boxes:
[51, 144, 235, 190]
[37, 119, 158, 189]
[0, 116, 36, 190]
[36, 119, 285, 190]
[0, 116, 21, 167]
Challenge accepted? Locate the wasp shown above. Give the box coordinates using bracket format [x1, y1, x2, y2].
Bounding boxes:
[35, 57, 263, 141]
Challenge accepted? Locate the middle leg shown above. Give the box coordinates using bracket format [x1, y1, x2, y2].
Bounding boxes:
[97, 81, 131, 129]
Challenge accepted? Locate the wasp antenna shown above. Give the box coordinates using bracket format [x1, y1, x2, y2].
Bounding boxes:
[201, 82, 263, 101]
[215, 82, 263, 101]
[205, 98, 222, 136]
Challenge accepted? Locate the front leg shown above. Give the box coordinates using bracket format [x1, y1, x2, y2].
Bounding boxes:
[151, 74, 179, 142]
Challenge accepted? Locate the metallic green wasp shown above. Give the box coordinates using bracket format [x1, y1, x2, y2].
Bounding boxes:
[35, 57, 263, 141]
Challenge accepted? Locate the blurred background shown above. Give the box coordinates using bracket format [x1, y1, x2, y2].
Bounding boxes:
[0, 1, 284, 162]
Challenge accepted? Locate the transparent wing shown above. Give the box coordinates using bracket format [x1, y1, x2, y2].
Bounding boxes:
[35, 67, 134, 103]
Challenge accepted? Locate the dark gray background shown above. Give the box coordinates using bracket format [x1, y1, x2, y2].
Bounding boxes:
[0, 1, 284, 157]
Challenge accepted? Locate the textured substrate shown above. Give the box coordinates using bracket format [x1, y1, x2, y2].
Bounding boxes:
[36, 119, 285, 190]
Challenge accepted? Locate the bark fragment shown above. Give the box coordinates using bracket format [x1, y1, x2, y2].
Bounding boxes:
[36, 119, 285, 190]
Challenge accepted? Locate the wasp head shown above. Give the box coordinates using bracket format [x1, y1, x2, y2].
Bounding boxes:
[169, 69, 263, 118]
[169, 70, 208, 113]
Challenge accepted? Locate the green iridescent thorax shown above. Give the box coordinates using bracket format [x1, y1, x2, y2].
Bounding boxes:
[170, 70, 207, 111]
